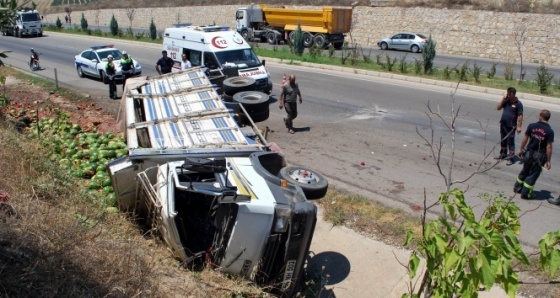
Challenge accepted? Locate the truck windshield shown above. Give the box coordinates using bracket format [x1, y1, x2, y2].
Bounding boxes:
[215, 49, 261, 68]
[22, 13, 41, 22]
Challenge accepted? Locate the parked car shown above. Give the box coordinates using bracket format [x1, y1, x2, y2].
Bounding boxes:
[74, 45, 142, 84]
[377, 33, 429, 53]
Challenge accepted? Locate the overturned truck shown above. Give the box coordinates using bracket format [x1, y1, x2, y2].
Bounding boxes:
[107, 68, 328, 296]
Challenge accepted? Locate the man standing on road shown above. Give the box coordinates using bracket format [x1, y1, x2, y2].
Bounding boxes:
[514, 109, 554, 200]
[120, 50, 134, 91]
[105, 55, 117, 99]
[156, 50, 174, 75]
[279, 74, 302, 134]
[496, 87, 523, 165]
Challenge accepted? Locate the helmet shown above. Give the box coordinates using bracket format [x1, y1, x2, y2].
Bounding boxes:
[30, 48, 34, 52]
[122, 50, 128, 55]
[107, 55, 113, 59]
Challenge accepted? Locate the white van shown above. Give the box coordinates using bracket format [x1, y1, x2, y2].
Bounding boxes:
[162, 25, 272, 94]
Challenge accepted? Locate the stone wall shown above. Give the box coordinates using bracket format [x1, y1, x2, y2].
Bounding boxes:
[43, 5, 560, 66]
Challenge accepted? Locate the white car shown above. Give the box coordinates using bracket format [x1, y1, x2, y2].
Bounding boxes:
[74, 45, 142, 84]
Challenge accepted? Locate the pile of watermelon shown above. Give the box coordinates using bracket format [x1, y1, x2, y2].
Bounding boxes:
[25, 109, 127, 206]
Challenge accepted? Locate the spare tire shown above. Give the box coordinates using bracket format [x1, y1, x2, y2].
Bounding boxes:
[279, 166, 328, 200]
[240, 106, 269, 125]
[222, 77, 256, 95]
[233, 91, 270, 113]
[223, 93, 234, 102]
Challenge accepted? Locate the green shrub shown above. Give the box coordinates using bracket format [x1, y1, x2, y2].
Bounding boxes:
[414, 59, 422, 75]
[292, 23, 304, 56]
[472, 62, 482, 83]
[487, 62, 498, 78]
[109, 15, 118, 36]
[55, 17, 62, 29]
[398, 54, 409, 73]
[422, 35, 436, 74]
[504, 61, 514, 80]
[149, 18, 157, 40]
[536, 62, 555, 94]
[80, 13, 88, 32]
[443, 66, 451, 80]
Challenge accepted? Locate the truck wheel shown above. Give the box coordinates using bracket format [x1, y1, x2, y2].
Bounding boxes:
[334, 42, 344, 50]
[222, 93, 234, 102]
[313, 34, 326, 48]
[16, 29, 22, 38]
[266, 31, 277, 45]
[240, 29, 249, 41]
[303, 32, 313, 48]
[233, 91, 269, 112]
[222, 77, 256, 95]
[240, 107, 270, 125]
[279, 166, 328, 200]
[38, 32, 43, 37]
[288, 31, 295, 44]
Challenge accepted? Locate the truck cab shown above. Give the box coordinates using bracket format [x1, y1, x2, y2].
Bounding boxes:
[3, 9, 43, 37]
[162, 25, 272, 94]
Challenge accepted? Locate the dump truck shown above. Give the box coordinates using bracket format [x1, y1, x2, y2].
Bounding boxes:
[107, 67, 328, 297]
[235, 4, 352, 49]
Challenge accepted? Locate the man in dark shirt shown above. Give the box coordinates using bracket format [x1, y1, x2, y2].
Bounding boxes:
[156, 50, 174, 75]
[120, 50, 134, 91]
[279, 74, 302, 134]
[105, 55, 117, 99]
[514, 109, 554, 200]
[496, 87, 524, 165]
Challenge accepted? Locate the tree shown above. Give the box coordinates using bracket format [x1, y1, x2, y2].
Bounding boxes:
[125, 7, 135, 36]
[422, 35, 436, 74]
[109, 15, 118, 36]
[149, 18, 156, 40]
[55, 16, 62, 29]
[80, 13, 88, 32]
[292, 22, 304, 56]
[513, 23, 528, 81]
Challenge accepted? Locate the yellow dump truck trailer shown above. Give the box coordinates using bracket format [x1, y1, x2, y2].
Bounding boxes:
[235, 4, 352, 49]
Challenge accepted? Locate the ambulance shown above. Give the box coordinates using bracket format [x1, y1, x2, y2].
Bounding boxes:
[162, 25, 273, 94]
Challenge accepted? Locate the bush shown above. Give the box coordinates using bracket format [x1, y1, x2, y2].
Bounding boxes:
[422, 35, 436, 74]
[504, 61, 514, 80]
[487, 62, 498, 78]
[292, 23, 304, 56]
[414, 59, 422, 75]
[149, 18, 157, 40]
[80, 13, 88, 32]
[536, 62, 555, 94]
[398, 54, 409, 73]
[472, 62, 482, 83]
[55, 17, 62, 29]
[109, 15, 119, 36]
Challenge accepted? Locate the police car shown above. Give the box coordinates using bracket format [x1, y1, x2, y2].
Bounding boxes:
[74, 45, 142, 84]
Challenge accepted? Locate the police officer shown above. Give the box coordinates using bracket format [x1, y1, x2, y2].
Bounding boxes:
[120, 50, 134, 91]
[105, 55, 117, 99]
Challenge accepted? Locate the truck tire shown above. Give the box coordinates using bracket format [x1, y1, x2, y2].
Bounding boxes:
[222, 77, 256, 95]
[233, 91, 269, 112]
[279, 166, 328, 200]
[266, 31, 277, 45]
[16, 29, 22, 38]
[100, 70, 108, 84]
[334, 42, 344, 50]
[313, 34, 326, 49]
[303, 32, 313, 48]
[222, 93, 234, 102]
[240, 29, 249, 41]
[38, 32, 43, 37]
[240, 106, 270, 125]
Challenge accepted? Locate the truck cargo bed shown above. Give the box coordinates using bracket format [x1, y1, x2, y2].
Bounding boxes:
[121, 68, 266, 160]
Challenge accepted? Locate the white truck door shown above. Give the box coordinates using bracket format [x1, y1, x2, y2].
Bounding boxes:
[106, 156, 145, 212]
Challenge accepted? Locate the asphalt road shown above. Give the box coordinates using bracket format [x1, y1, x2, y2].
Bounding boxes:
[2, 32, 560, 250]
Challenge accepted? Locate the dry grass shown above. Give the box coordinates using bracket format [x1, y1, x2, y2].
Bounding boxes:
[316, 189, 423, 248]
